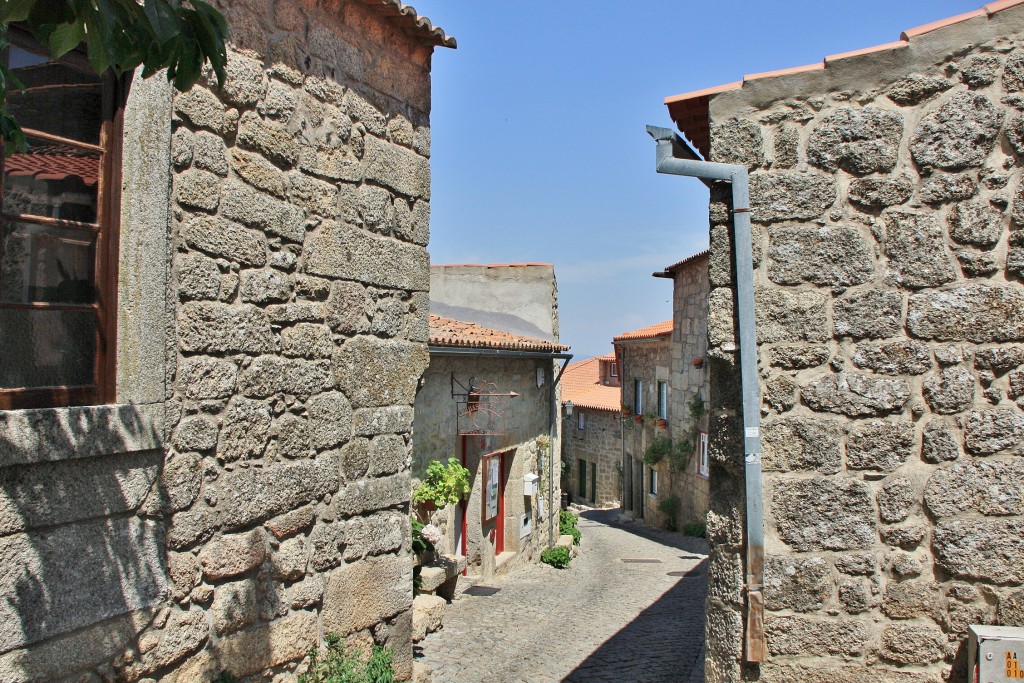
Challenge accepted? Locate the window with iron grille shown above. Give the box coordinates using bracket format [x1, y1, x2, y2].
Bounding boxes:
[0, 28, 124, 409]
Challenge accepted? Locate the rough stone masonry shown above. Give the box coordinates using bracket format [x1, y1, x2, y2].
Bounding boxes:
[0, 1, 448, 681]
[698, 6, 1024, 683]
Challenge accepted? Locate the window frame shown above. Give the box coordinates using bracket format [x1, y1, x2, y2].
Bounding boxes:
[609, 361, 617, 377]
[698, 430, 710, 478]
[577, 411, 585, 430]
[657, 381, 668, 420]
[0, 27, 126, 410]
[649, 467, 658, 495]
[634, 378, 643, 414]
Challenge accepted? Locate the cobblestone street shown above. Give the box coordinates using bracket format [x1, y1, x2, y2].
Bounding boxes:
[416, 509, 708, 683]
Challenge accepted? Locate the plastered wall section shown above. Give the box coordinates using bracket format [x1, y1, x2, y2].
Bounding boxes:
[0, 0, 437, 680]
[564, 407, 622, 507]
[413, 354, 560, 578]
[703, 6, 1024, 682]
[429, 264, 560, 342]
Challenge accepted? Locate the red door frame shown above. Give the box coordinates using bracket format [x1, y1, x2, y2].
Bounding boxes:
[495, 451, 506, 554]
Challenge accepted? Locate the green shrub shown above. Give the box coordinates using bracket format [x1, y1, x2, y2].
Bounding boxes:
[642, 436, 672, 466]
[657, 495, 681, 531]
[681, 522, 707, 538]
[298, 633, 394, 683]
[541, 546, 571, 569]
[211, 672, 237, 683]
[559, 510, 581, 545]
[413, 458, 470, 507]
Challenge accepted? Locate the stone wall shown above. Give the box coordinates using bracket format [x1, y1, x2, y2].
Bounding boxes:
[564, 407, 622, 507]
[0, 1, 439, 680]
[617, 339, 671, 522]
[670, 255, 711, 527]
[413, 354, 560, 578]
[703, 8, 1024, 682]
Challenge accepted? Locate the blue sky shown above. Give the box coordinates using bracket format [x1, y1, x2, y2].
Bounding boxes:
[412, 0, 981, 360]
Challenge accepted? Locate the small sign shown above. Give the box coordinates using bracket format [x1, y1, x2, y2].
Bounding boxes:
[745, 426, 759, 438]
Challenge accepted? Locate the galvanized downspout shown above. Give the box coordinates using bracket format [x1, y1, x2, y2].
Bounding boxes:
[646, 125, 765, 663]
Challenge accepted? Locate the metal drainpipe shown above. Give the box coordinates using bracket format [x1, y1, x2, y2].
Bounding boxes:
[646, 125, 765, 663]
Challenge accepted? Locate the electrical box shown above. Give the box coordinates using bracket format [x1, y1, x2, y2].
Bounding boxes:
[968, 625, 1024, 682]
[523, 473, 539, 497]
[519, 513, 532, 539]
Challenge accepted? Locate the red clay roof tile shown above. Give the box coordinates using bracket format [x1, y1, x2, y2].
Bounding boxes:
[663, 1, 1022, 158]
[561, 355, 621, 412]
[429, 314, 569, 353]
[613, 320, 673, 342]
[361, 1, 456, 48]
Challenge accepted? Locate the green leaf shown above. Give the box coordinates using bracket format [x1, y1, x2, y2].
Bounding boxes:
[46, 21, 84, 59]
[143, 0, 179, 44]
[0, 0, 35, 23]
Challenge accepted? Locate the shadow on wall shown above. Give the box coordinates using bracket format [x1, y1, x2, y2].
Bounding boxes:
[0, 406, 173, 681]
[563, 556, 708, 683]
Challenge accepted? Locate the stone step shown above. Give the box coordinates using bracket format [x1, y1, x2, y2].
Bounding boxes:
[419, 553, 466, 597]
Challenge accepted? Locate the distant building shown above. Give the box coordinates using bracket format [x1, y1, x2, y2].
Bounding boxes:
[414, 315, 570, 578]
[655, 250, 710, 528]
[561, 353, 623, 507]
[613, 320, 673, 523]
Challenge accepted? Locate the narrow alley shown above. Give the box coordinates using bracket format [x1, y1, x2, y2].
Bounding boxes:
[416, 509, 708, 683]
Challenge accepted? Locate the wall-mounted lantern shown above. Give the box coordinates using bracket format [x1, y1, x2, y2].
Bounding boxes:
[564, 400, 574, 418]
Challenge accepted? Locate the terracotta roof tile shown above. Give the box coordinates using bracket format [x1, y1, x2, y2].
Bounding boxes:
[743, 62, 823, 82]
[5, 146, 99, 187]
[824, 40, 909, 64]
[613, 320, 673, 342]
[663, 1, 1024, 158]
[429, 314, 569, 353]
[431, 263, 553, 268]
[562, 355, 621, 412]
[663, 250, 709, 273]
[360, 0, 456, 48]
[900, 9, 987, 40]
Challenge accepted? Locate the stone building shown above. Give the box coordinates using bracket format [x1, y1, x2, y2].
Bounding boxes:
[561, 352, 623, 507]
[614, 320, 673, 523]
[0, 2, 453, 681]
[662, 1, 1024, 681]
[654, 251, 711, 529]
[413, 315, 570, 578]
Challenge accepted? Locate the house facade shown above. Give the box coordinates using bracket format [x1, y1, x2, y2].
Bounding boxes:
[561, 353, 623, 507]
[664, 2, 1024, 681]
[0, 2, 453, 681]
[656, 251, 711, 529]
[614, 321, 673, 524]
[413, 315, 570, 578]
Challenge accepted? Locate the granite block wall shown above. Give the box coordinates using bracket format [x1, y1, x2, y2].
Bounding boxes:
[703, 13, 1024, 682]
[0, 1, 439, 680]
[565, 407, 622, 507]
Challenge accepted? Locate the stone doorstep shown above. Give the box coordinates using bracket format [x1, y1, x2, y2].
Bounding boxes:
[419, 554, 467, 595]
[494, 551, 516, 573]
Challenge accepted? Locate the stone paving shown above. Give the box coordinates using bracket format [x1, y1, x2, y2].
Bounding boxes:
[416, 508, 708, 683]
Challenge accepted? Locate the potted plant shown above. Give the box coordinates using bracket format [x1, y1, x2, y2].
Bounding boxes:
[633, 414, 643, 424]
[413, 457, 471, 519]
[657, 418, 668, 429]
[621, 407, 632, 417]
[692, 357, 704, 368]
